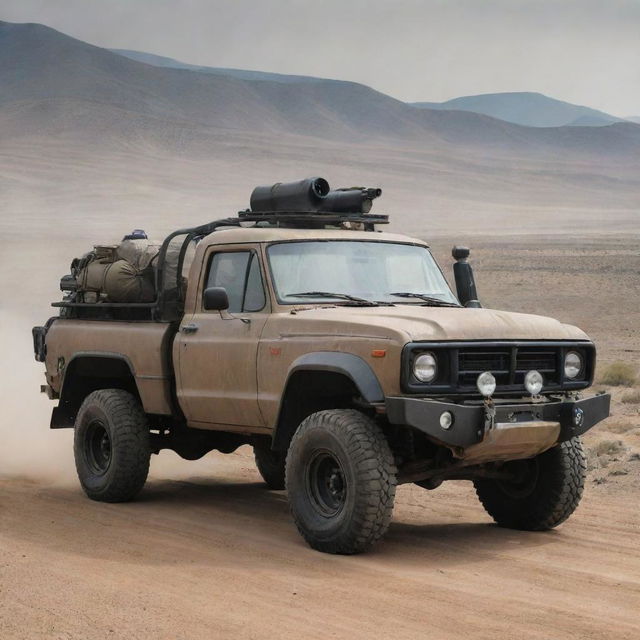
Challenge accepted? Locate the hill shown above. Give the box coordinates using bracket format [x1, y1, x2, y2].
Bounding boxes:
[412, 92, 625, 128]
[2, 21, 639, 159]
[111, 48, 327, 84]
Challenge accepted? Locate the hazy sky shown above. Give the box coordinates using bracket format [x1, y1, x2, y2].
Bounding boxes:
[1, 0, 639, 116]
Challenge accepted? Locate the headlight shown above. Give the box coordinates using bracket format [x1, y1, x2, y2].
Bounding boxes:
[476, 371, 496, 397]
[564, 351, 583, 379]
[414, 352, 437, 382]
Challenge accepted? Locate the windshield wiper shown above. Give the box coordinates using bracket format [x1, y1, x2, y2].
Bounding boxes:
[389, 292, 461, 307]
[286, 291, 391, 307]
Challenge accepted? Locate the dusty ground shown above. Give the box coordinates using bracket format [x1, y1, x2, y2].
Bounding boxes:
[1, 450, 639, 640]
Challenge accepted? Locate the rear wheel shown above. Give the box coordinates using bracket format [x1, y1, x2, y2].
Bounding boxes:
[474, 437, 586, 530]
[253, 445, 286, 489]
[285, 409, 397, 554]
[74, 389, 150, 502]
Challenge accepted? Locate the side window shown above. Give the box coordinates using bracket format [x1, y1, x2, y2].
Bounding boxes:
[205, 251, 265, 313]
[244, 254, 266, 312]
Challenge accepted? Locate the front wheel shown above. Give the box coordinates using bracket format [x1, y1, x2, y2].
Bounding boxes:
[474, 437, 586, 530]
[285, 409, 397, 554]
[74, 389, 151, 502]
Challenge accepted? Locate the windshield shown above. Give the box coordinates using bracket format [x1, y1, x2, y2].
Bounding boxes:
[267, 241, 458, 305]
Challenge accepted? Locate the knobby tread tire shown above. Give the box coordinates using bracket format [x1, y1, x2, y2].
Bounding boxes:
[285, 409, 397, 554]
[74, 389, 150, 503]
[474, 437, 586, 531]
[253, 445, 286, 490]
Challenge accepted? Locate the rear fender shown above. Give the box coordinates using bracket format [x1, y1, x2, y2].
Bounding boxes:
[51, 353, 139, 428]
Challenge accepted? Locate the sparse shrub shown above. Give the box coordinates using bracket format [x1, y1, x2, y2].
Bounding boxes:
[605, 420, 637, 434]
[599, 361, 637, 386]
[593, 439, 626, 457]
[621, 389, 640, 404]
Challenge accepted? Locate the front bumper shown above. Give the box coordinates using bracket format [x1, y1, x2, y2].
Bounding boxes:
[385, 392, 611, 449]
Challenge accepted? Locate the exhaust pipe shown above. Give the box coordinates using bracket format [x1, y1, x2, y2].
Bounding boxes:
[452, 246, 481, 308]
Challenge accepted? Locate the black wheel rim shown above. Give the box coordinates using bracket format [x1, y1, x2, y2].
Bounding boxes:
[498, 458, 539, 498]
[306, 450, 347, 517]
[84, 419, 112, 475]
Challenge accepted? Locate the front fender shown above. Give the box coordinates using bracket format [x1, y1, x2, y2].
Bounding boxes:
[270, 352, 385, 452]
[285, 352, 384, 403]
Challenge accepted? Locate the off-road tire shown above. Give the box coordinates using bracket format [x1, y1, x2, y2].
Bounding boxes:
[74, 389, 150, 503]
[253, 445, 286, 490]
[285, 409, 397, 554]
[474, 437, 586, 530]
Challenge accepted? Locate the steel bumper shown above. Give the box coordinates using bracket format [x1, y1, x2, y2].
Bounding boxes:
[385, 393, 611, 449]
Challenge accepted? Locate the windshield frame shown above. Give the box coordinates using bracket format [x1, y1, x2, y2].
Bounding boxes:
[265, 239, 459, 306]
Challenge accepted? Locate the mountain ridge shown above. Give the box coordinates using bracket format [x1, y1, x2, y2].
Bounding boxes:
[412, 91, 625, 128]
[1, 21, 639, 161]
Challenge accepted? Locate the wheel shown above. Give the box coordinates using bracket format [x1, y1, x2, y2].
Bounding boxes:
[253, 445, 286, 489]
[474, 437, 586, 531]
[285, 409, 397, 554]
[74, 389, 151, 502]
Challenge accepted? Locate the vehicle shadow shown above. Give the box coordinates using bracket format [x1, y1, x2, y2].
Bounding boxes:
[4, 474, 559, 569]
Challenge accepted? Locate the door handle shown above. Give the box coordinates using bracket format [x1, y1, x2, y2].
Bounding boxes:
[181, 323, 199, 334]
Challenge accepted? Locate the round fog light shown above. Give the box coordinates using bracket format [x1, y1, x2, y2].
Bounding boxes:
[439, 411, 453, 430]
[524, 370, 543, 395]
[476, 371, 496, 397]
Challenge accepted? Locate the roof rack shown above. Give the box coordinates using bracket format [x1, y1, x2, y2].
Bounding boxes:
[237, 210, 389, 229]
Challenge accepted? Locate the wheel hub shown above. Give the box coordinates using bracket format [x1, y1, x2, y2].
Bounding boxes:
[307, 451, 347, 517]
[85, 419, 112, 475]
[498, 457, 539, 498]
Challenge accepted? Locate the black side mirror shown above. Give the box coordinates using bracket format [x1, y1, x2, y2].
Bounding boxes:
[203, 287, 229, 311]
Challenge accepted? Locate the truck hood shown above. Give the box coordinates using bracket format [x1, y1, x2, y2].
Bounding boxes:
[287, 305, 590, 343]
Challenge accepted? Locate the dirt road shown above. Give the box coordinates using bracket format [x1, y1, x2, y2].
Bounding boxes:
[1, 448, 638, 640]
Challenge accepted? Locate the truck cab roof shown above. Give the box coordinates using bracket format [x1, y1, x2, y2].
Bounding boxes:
[197, 226, 430, 249]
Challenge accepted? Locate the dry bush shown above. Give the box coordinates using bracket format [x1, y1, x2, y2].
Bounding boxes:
[599, 361, 637, 386]
[604, 420, 639, 434]
[592, 439, 627, 457]
[621, 389, 640, 404]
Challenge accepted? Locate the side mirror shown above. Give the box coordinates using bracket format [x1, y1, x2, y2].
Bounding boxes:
[203, 287, 229, 311]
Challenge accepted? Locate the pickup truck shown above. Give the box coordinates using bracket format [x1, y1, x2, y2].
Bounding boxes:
[32, 178, 611, 554]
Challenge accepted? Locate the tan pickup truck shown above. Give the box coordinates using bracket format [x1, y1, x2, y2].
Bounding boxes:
[33, 178, 610, 554]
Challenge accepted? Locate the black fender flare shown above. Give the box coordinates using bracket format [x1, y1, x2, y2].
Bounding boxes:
[271, 352, 384, 451]
[51, 352, 138, 428]
[283, 352, 385, 404]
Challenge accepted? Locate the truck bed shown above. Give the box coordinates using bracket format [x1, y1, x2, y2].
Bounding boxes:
[45, 319, 175, 415]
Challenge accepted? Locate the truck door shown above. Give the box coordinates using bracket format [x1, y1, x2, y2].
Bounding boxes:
[176, 245, 269, 429]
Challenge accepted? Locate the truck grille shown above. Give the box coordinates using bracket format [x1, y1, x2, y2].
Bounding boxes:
[457, 346, 559, 389]
[403, 341, 593, 395]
